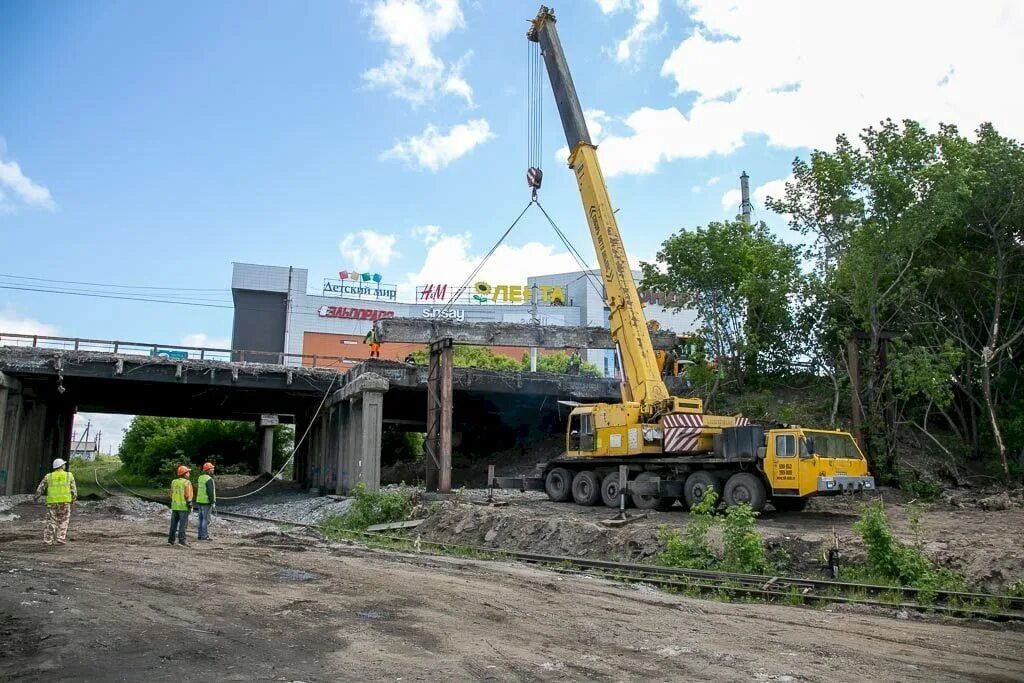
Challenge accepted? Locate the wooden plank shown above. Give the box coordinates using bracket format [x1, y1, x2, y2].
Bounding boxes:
[365, 519, 426, 532]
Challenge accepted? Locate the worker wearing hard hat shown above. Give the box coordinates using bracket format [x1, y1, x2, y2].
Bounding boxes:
[167, 465, 194, 546]
[195, 462, 216, 541]
[33, 458, 78, 546]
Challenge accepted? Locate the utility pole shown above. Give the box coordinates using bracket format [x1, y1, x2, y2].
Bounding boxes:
[740, 171, 752, 224]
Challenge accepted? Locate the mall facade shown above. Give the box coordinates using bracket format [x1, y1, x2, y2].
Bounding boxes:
[230, 262, 697, 378]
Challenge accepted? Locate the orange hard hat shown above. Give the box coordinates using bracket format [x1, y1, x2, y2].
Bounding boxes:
[176, 465, 191, 476]
[202, 462, 215, 472]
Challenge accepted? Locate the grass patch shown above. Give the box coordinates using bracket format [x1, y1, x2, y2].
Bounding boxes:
[320, 483, 415, 536]
[69, 456, 172, 501]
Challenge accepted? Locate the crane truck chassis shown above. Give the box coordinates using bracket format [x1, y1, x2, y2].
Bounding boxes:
[490, 6, 875, 512]
[493, 422, 874, 513]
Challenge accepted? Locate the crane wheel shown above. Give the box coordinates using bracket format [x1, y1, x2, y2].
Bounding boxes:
[631, 472, 674, 510]
[571, 470, 602, 506]
[545, 467, 573, 503]
[723, 472, 767, 512]
[600, 472, 626, 508]
[683, 472, 723, 510]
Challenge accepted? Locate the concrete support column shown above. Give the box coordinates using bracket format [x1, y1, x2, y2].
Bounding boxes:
[329, 372, 388, 494]
[0, 373, 19, 496]
[357, 387, 384, 492]
[258, 426, 274, 474]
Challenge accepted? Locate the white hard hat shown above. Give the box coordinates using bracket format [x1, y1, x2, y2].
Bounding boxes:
[52, 458, 66, 469]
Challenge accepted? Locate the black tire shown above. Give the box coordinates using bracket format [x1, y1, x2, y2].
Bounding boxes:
[545, 467, 573, 503]
[601, 471, 625, 508]
[723, 472, 767, 512]
[631, 472, 674, 510]
[683, 471, 723, 509]
[571, 470, 602, 506]
[771, 496, 808, 512]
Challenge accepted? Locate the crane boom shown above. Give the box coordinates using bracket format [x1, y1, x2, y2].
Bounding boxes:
[529, 6, 696, 416]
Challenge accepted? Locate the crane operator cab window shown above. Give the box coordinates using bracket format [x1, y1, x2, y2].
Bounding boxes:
[775, 434, 797, 458]
[569, 412, 596, 452]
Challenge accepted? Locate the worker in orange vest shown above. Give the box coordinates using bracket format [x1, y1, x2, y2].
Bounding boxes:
[33, 458, 77, 545]
[168, 465, 194, 546]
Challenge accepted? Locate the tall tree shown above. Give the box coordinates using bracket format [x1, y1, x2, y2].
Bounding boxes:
[641, 219, 803, 391]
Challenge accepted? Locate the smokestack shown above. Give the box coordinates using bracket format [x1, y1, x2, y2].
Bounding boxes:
[740, 171, 752, 224]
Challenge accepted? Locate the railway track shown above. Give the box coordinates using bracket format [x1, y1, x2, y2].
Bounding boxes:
[213, 509, 1024, 621]
[92, 472, 1024, 622]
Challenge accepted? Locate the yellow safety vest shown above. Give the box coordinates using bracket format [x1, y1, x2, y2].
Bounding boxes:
[196, 474, 214, 504]
[170, 477, 190, 511]
[46, 470, 73, 504]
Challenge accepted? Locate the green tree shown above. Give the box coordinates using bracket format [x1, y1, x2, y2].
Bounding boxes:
[120, 417, 293, 478]
[768, 119, 1024, 480]
[641, 219, 803, 391]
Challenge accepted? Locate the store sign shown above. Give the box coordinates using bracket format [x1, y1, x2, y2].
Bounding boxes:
[471, 281, 566, 305]
[317, 305, 395, 321]
[422, 307, 465, 323]
[418, 284, 449, 301]
[322, 270, 397, 300]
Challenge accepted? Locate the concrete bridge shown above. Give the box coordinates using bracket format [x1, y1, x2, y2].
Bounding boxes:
[0, 329, 688, 496]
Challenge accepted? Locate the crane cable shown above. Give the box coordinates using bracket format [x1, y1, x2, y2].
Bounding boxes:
[438, 201, 535, 315]
[526, 39, 544, 199]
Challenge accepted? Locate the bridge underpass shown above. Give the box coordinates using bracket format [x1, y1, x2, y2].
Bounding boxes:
[1, 324, 689, 496]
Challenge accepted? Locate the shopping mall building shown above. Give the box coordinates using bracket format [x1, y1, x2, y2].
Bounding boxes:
[230, 262, 697, 378]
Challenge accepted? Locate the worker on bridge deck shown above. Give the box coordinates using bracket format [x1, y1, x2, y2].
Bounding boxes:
[33, 458, 77, 546]
[168, 465, 193, 546]
[196, 462, 216, 541]
[364, 328, 381, 359]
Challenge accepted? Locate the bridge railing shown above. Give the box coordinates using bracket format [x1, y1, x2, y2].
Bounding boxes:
[0, 332, 360, 370]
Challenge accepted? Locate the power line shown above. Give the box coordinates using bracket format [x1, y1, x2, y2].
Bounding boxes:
[0, 272, 230, 292]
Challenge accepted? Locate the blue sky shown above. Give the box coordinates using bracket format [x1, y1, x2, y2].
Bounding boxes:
[2, 0, 1020, 348]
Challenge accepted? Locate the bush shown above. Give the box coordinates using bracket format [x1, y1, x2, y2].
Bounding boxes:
[658, 491, 775, 574]
[852, 501, 962, 591]
[721, 503, 770, 574]
[321, 483, 414, 533]
[658, 491, 718, 570]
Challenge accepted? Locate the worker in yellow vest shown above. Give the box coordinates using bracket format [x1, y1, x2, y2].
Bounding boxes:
[196, 462, 216, 541]
[33, 458, 78, 546]
[168, 465, 194, 546]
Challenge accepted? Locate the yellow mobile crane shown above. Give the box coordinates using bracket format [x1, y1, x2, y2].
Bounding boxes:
[504, 6, 874, 512]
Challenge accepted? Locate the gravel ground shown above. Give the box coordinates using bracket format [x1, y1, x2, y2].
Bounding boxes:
[1, 494, 35, 513]
[221, 495, 354, 525]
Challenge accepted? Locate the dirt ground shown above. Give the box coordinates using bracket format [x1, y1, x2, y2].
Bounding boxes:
[2, 498, 1024, 682]
[415, 488, 1024, 592]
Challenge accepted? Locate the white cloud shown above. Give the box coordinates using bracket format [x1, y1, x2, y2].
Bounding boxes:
[753, 174, 792, 207]
[692, 174, 720, 193]
[720, 188, 741, 214]
[0, 140, 55, 212]
[382, 118, 493, 171]
[362, 0, 474, 106]
[400, 230, 582, 300]
[412, 224, 442, 244]
[654, 0, 1024, 159]
[706, 176, 720, 186]
[180, 333, 231, 349]
[579, 1, 1023, 177]
[399, 225, 651, 301]
[339, 230, 399, 271]
[0, 305, 58, 336]
[595, 0, 662, 64]
[719, 174, 794, 217]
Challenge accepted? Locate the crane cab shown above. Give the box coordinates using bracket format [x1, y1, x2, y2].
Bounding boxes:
[566, 403, 662, 457]
[763, 428, 874, 499]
